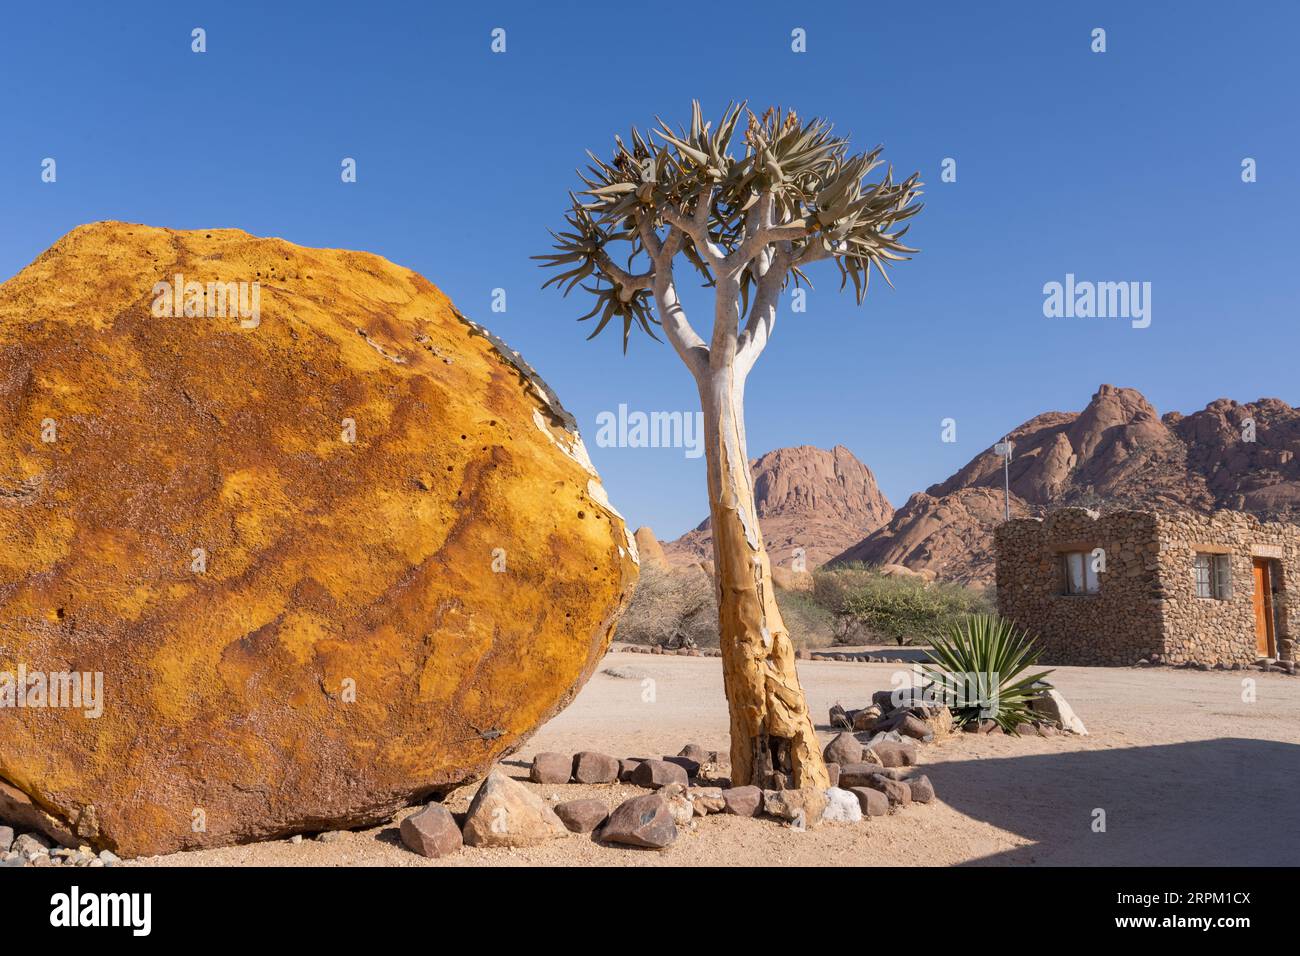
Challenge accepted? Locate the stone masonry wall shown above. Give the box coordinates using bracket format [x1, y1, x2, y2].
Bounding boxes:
[996, 507, 1299, 666]
[1152, 510, 1298, 665]
[995, 509, 1163, 666]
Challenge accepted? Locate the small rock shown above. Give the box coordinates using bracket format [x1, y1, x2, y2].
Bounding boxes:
[821, 787, 863, 823]
[822, 731, 863, 766]
[871, 689, 898, 711]
[530, 752, 573, 784]
[696, 755, 731, 786]
[837, 762, 888, 788]
[721, 785, 763, 817]
[1013, 722, 1037, 737]
[852, 706, 882, 733]
[678, 743, 709, 765]
[554, 799, 609, 834]
[663, 754, 700, 777]
[763, 787, 828, 828]
[1030, 687, 1088, 735]
[316, 830, 346, 843]
[893, 714, 934, 742]
[849, 786, 889, 817]
[826, 762, 840, 788]
[689, 787, 726, 815]
[601, 793, 678, 849]
[905, 774, 936, 804]
[462, 769, 568, 848]
[828, 703, 852, 729]
[618, 758, 643, 782]
[866, 739, 917, 767]
[869, 775, 912, 808]
[13, 833, 52, 857]
[631, 759, 689, 790]
[400, 803, 464, 858]
[572, 751, 620, 784]
[662, 787, 695, 826]
[289, 834, 303, 844]
[0, 826, 13, 853]
[98, 850, 121, 866]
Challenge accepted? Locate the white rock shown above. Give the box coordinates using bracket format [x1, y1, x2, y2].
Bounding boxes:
[821, 787, 864, 823]
[1033, 688, 1088, 735]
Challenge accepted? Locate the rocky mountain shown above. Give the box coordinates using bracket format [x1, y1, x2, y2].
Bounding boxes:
[832, 385, 1300, 584]
[662, 444, 894, 569]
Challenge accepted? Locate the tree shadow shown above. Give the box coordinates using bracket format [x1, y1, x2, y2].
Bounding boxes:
[921, 737, 1300, 865]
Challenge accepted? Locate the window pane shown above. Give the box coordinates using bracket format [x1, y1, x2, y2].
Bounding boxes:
[1066, 553, 1084, 594]
[1085, 556, 1100, 593]
[1213, 555, 1231, 599]
[1194, 554, 1212, 598]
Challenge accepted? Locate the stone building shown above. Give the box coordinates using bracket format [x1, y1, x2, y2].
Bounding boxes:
[995, 508, 1298, 666]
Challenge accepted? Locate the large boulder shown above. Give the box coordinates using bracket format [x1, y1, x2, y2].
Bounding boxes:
[0, 223, 639, 857]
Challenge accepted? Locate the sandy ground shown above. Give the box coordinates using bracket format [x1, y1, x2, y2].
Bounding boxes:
[134, 651, 1300, 867]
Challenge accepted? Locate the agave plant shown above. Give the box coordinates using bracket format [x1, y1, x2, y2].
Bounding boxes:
[921, 614, 1054, 732]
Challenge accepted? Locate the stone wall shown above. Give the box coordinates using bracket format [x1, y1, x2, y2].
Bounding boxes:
[1151, 510, 1298, 665]
[995, 507, 1299, 666]
[995, 509, 1163, 665]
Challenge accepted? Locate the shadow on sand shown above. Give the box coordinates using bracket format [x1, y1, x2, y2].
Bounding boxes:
[919, 737, 1300, 865]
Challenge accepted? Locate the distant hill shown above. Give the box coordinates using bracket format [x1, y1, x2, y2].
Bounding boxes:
[831, 385, 1300, 584]
[661, 444, 893, 569]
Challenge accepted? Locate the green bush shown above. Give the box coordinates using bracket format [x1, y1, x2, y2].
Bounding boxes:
[774, 588, 838, 648]
[921, 613, 1054, 732]
[812, 564, 992, 646]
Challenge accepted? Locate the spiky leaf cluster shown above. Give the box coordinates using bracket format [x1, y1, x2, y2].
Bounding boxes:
[536, 101, 923, 350]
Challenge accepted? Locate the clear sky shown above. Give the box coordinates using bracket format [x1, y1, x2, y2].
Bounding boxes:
[2, 2, 1296, 539]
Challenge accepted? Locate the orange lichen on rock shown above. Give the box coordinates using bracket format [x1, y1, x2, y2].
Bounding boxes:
[0, 222, 638, 857]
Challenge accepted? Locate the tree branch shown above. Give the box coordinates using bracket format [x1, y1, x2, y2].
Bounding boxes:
[795, 238, 838, 268]
[653, 269, 709, 378]
[662, 190, 725, 267]
[594, 251, 653, 300]
[735, 246, 790, 376]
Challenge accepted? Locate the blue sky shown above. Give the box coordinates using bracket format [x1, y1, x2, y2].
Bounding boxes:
[2, 1, 1297, 538]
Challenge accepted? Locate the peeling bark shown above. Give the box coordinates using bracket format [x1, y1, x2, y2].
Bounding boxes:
[698, 367, 830, 790]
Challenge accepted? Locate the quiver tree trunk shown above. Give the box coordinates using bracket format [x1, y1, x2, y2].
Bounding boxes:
[699, 367, 830, 790]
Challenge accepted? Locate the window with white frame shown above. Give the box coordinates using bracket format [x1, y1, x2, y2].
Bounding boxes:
[1062, 551, 1100, 595]
[1193, 553, 1231, 599]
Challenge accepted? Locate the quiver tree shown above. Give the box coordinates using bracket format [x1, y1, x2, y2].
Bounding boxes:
[537, 102, 922, 789]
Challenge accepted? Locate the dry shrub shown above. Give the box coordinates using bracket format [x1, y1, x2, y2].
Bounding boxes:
[617, 562, 838, 649]
[617, 563, 718, 647]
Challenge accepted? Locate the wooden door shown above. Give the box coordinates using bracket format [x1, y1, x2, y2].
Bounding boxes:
[1251, 559, 1275, 657]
